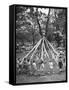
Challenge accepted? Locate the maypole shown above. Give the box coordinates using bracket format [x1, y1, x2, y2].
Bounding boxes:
[43, 40, 50, 60]
[41, 30, 46, 61]
[19, 27, 59, 73]
[41, 39, 44, 61]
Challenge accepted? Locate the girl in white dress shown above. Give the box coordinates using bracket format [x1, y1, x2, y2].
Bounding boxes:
[40, 61, 44, 71]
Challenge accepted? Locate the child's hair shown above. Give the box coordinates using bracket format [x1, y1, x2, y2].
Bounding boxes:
[27, 59, 30, 62]
[41, 61, 43, 63]
[40, 60, 43, 64]
[33, 60, 35, 63]
[23, 58, 27, 62]
[24, 58, 26, 60]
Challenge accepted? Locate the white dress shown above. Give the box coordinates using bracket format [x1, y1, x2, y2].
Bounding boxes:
[32, 63, 37, 70]
[40, 63, 44, 71]
[49, 62, 53, 69]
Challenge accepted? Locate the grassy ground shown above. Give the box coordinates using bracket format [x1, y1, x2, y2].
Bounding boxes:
[16, 71, 66, 83]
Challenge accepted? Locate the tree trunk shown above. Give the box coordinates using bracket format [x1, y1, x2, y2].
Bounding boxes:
[35, 8, 42, 36]
[45, 9, 51, 36]
[37, 18, 42, 36]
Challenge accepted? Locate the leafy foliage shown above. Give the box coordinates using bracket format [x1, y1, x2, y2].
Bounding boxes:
[16, 6, 66, 53]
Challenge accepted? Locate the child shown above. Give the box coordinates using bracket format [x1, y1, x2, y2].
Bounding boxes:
[32, 61, 37, 75]
[32, 61, 37, 70]
[40, 61, 44, 71]
[58, 60, 63, 72]
[49, 62, 53, 69]
[27, 58, 31, 70]
[49, 61, 54, 74]
[27, 59, 31, 65]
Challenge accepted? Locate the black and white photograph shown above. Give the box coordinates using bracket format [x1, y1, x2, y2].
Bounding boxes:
[15, 5, 67, 84]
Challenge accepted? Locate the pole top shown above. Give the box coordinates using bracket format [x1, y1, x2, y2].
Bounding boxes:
[42, 29, 46, 36]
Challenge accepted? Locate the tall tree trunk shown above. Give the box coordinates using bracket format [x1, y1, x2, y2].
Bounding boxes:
[35, 8, 42, 36]
[37, 18, 42, 36]
[45, 9, 51, 36]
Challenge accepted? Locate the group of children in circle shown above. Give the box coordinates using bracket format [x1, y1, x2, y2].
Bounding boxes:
[16, 57, 61, 72]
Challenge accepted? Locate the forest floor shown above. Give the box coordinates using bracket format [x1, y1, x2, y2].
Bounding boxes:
[16, 71, 66, 84]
